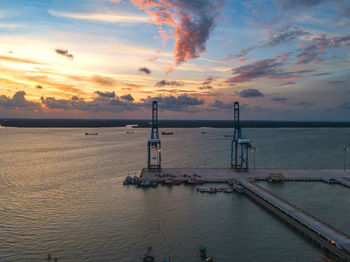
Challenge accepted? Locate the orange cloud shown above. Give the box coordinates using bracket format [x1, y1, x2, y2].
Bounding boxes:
[0, 55, 42, 64]
[147, 56, 158, 61]
[112, 0, 221, 68]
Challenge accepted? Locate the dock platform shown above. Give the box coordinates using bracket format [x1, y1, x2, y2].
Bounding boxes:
[138, 168, 350, 260]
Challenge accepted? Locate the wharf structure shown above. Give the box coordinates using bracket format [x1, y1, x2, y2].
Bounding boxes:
[137, 101, 350, 261]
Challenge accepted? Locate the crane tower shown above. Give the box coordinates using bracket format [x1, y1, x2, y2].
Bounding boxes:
[231, 101, 251, 172]
[147, 101, 161, 171]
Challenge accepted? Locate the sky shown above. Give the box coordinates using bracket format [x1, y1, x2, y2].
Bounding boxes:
[0, 0, 349, 120]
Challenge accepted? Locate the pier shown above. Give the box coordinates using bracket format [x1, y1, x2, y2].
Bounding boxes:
[131, 101, 350, 261]
[139, 167, 350, 260]
[239, 174, 350, 260]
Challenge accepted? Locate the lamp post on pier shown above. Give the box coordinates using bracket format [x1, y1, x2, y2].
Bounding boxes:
[250, 147, 258, 171]
[344, 146, 349, 172]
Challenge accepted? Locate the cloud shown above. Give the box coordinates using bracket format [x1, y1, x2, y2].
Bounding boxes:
[95, 90, 116, 98]
[312, 34, 350, 50]
[298, 101, 314, 107]
[218, 48, 253, 64]
[211, 99, 235, 109]
[41, 95, 137, 113]
[296, 34, 350, 65]
[114, 0, 223, 66]
[49, 9, 148, 23]
[147, 56, 158, 61]
[226, 59, 281, 85]
[238, 88, 264, 98]
[271, 96, 288, 103]
[339, 101, 350, 110]
[295, 44, 322, 65]
[225, 58, 314, 85]
[40, 93, 203, 113]
[139, 67, 151, 74]
[267, 28, 310, 47]
[277, 0, 330, 10]
[312, 72, 331, 77]
[36, 85, 43, 89]
[0, 55, 41, 64]
[0, 91, 41, 110]
[201, 76, 214, 85]
[55, 49, 74, 59]
[155, 80, 184, 87]
[198, 85, 213, 90]
[325, 80, 346, 85]
[141, 94, 204, 112]
[120, 94, 134, 101]
[91, 75, 117, 86]
[280, 81, 296, 86]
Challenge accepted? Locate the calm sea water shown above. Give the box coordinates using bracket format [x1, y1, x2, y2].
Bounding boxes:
[1, 127, 350, 261]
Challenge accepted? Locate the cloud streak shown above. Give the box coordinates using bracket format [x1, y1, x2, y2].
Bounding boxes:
[155, 80, 184, 87]
[238, 88, 264, 98]
[95, 91, 116, 98]
[49, 9, 148, 23]
[0, 55, 41, 64]
[225, 58, 314, 86]
[139, 67, 151, 74]
[55, 49, 74, 59]
[278, 0, 330, 10]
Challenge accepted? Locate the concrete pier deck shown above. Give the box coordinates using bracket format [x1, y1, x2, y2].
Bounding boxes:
[239, 179, 350, 259]
[139, 168, 350, 260]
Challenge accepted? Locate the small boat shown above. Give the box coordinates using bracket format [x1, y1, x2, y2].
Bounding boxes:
[123, 175, 139, 185]
[142, 246, 155, 262]
[207, 187, 217, 193]
[216, 187, 223, 192]
[138, 180, 159, 187]
[163, 179, 181, 185]
[224, 135, 233, 137]
[196, 187, 206, 192]
[126, 131, 134, 134]
[186, 179, 204, 185]
[123, 175, 132, 185]
[162, 132, 174, 135]
[201, 131, 207, 134]
[200, 245, 207, 259]
[85, 132, 98, 135]
[224, 188, 233, 193]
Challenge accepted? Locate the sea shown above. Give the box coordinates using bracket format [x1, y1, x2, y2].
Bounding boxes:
[1, 126, 350, 262]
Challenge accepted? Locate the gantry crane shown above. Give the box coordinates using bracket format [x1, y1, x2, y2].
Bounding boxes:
[147, 101, 161, 171]
[231, 101, 251, 172]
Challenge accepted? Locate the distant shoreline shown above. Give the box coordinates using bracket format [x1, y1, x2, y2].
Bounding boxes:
[1, 119, 350, 128]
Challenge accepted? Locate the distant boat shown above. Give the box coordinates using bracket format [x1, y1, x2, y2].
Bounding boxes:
[196, 187, 206, 193]
[224, 135, 233, 137]
[185, 179, 203, 185]
[142, 246, 155, 262]
[200, 245, 207, 259]
[162, 132, 173, 135]
[138, 180, 159, 187]
[85, 132, 98, 135]
[126, 131, 134, 134]
[163, 179, 181, 185]
[201, 131, 207, 134]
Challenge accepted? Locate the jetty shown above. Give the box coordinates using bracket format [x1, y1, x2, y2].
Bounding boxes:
[131, 100, 350, 261]
[139, 168, 350, 260]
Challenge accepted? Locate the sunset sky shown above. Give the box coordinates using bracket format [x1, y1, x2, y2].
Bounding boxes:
[0, 0, 349, 120]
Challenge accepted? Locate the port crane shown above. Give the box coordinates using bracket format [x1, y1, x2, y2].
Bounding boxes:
[231, 101, 251, 172]
[147, 101, 162, 171]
